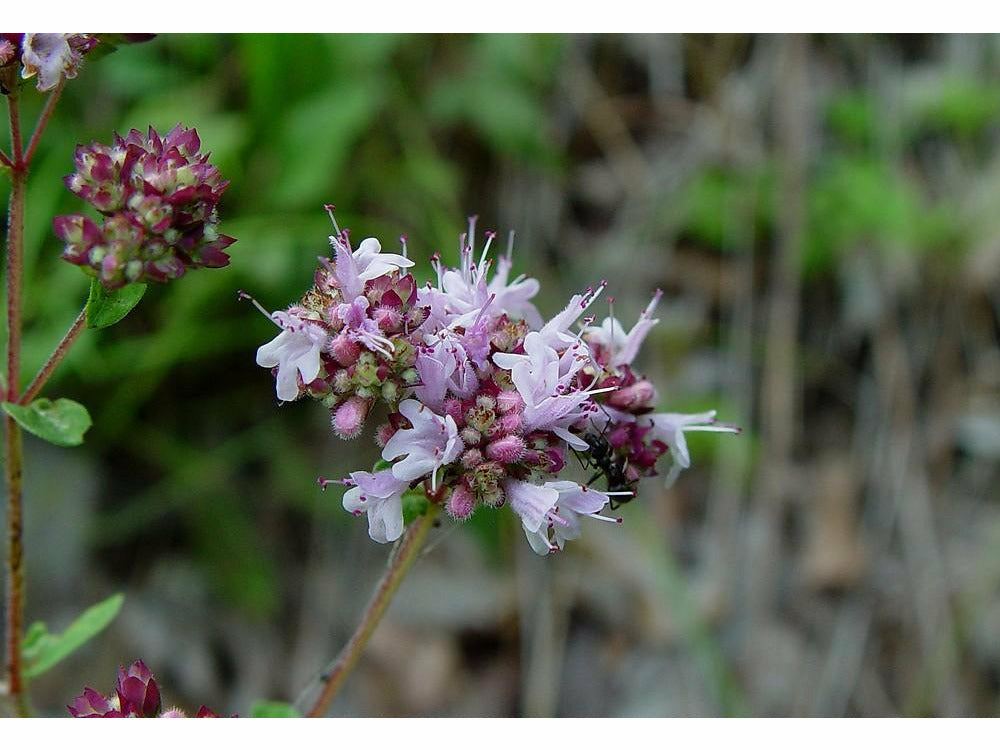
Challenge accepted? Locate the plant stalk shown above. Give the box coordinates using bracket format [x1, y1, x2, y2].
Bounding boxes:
[23, 81, 63, 169]
[20, 308, 86, 405]
[303, 508, 438, 717]
[4, 86, 28, 716]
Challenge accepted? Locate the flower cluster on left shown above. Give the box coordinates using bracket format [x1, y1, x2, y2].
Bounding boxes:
[1, 33, 237, 718]
[54, 125, 236, 288]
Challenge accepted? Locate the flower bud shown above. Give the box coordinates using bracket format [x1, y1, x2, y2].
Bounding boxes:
[328, 333, 361, 366]
[485, 434, 525, 464]
[496, 390, 523, 414]
[332, 396, 369, 439]
[607, 379, 657, 411]
[445, 485, 477, 521]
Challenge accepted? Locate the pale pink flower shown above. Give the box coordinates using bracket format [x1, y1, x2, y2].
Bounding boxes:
[255, 311, 327, 402]
[21, 33, 87, 91]
[342, 470, 409, 543]
[382, 399, 463, 489]
[585, 289, 663, 368]
[640, 410, 740, 486]
[522, 480, 617, 555]
[332, 236, 413, 300]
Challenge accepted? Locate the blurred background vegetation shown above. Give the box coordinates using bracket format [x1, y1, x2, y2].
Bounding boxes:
[3, 33, 1000, 716]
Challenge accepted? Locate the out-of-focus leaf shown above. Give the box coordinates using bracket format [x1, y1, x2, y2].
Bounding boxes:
[22, 594, 124, 679]
[249, 700, 300, 718]
[85, 279, 147, 329]
[3, 398, 92, 447]
[401, 488, 429, 525]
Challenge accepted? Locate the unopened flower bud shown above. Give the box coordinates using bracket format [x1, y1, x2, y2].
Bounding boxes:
[380, 380, 400, 402]
[496, 390, 523, 414]
[442, 398, 465, 424]
[333, 369, 352, 393]
[372, 305, 403, 332]
[445, 485, 477, 521]
[332, 396, 369, 439]
[460, 448, 483, 469]
[485, 434, 525, 464]
[607, 379, 657, 411]
[328, 333, 361, 366]
[460, 427, 482, 446]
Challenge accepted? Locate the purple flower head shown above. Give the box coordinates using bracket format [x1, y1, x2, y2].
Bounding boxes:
[115, 660, 162, 718]
[69, 660, 228, 718]
[56, 125, 236, 289]
[255, 211, 739, 555]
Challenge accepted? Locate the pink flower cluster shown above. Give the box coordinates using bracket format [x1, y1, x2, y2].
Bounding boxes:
[256, 211, 738, 554]
[68, 660, 223, 718]
[54, 125, 236, 289]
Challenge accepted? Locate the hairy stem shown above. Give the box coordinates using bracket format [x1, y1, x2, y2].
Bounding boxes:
[302, 508, 438, 717]
[23, 81, 64, 168]
[4, 88, 28, 716]
[20, 308, 86, 405]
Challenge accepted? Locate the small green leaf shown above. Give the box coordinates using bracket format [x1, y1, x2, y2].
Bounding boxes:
[372, 459, 393, 473]
[85, 279, 147, 329]
[401, 488, 429, 525]
[22, 593, 124, 679]
[3, 398, 92, 447]
[250, 700, 301, 718]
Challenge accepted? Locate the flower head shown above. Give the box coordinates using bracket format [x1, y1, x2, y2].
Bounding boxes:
[56, 125, 236, 288]
[256, 211, 739, 555]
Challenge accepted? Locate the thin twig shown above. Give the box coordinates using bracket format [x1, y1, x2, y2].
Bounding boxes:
[23, 80, 64, 168]
[20, 308, 86, 405]
[0, 149, 12, 169]
[300, 507, 439, 717]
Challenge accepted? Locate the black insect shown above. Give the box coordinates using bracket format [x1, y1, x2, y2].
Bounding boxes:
[576, 430, 638, 510]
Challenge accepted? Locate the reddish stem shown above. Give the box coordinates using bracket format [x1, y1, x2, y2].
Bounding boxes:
[3, 88, 28, 716]
[23, 81, 64, 168]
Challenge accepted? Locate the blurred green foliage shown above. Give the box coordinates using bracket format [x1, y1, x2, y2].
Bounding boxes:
[7, 34, 992, 624]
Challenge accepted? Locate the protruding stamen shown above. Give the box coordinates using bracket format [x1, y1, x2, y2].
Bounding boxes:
[400, 235, 408, 258]
[318, 476, 351, 491]
[324, 204, 342, 237]
[238, 290, 278, 324]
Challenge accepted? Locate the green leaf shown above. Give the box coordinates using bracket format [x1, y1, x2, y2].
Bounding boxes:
[85, 279, 147, 329]
[250, 700, 301, 718]
[22, 593, 124, 679]
[3, 398, 92, 447]
[401, 488, 429, 525]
